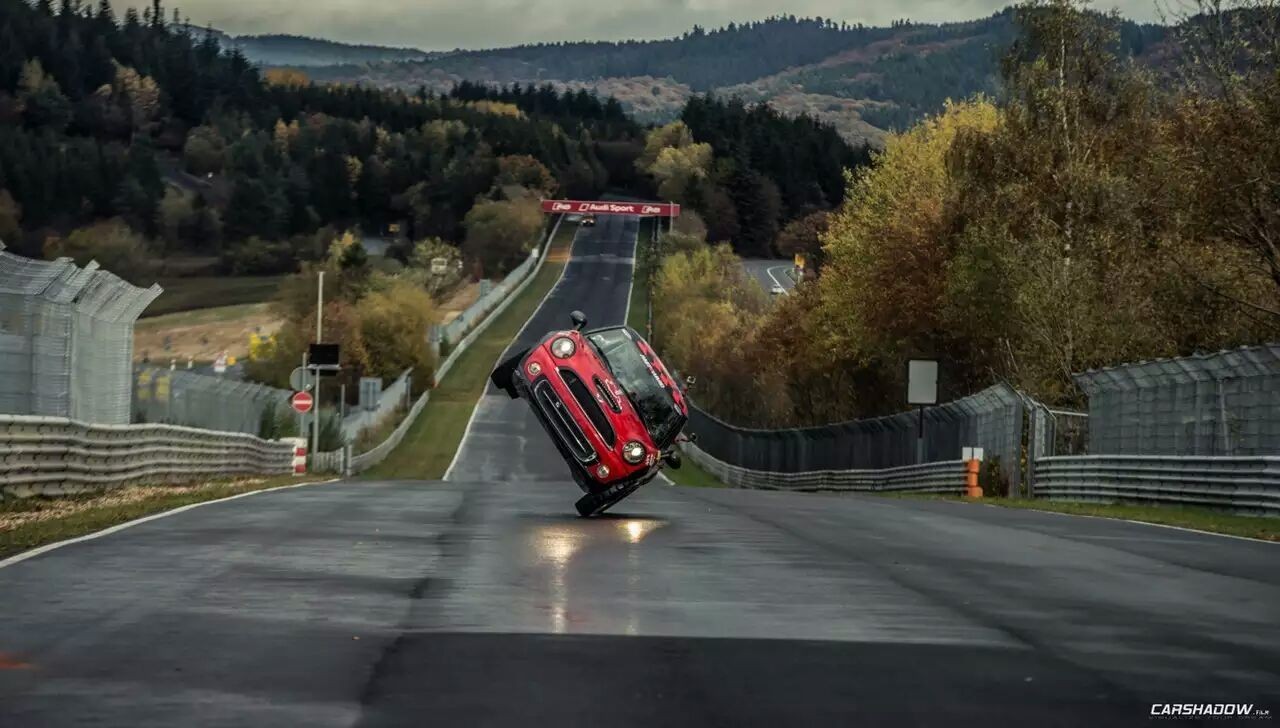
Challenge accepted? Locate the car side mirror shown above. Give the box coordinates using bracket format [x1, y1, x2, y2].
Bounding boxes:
[570, 310, 587, 331]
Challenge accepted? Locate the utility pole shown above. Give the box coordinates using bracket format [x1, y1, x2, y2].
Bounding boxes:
[311, 271, 324, 458]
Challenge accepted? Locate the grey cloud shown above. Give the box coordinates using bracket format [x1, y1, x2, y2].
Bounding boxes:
[121, 0, 1166, 50]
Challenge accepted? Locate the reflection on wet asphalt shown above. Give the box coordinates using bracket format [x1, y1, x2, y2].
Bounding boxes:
[1, 213, 1278, 726]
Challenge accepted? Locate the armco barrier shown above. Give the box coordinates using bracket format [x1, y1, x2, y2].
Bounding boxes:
[1033, 455, 1280, 515]
[0, 415, 295, 498]
[433, 215, 561, 387]
[310, 216, 563, 475]
[681, 441, 968, 494]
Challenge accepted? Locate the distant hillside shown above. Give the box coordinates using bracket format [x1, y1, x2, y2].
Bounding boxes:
[205, 31, 434, 67]
[308, 10, 1170, 145]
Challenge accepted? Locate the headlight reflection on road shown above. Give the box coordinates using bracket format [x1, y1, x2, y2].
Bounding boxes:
[532, 526, 584, 634]
[529, 520, 665, 634]
[620, 519, 662, 544]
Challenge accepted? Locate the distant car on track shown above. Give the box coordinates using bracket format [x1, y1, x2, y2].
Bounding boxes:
[770, 285, 786, 296]
[490, 311, 693, 516]
[580, 214, 597, 227]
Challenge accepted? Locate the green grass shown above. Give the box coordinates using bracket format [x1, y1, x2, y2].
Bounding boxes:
[663, 453, 727, 488]
[0, 475, 329, 560]
[628, 217, 654, 333]
[365, 221, 576, 480]
[881, 493, 1280, 542]
[145, 276, 286, 317]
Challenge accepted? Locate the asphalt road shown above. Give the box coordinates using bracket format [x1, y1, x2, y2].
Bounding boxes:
[2, 214, 1278, 726]
[741, 258, 796, 294]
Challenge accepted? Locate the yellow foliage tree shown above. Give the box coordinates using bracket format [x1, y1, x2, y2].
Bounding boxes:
[355, 278, 439, 382]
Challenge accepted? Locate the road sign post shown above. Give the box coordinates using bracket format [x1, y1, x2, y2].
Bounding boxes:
[907, 360, 940, 464]
[290, 391, 314, 414]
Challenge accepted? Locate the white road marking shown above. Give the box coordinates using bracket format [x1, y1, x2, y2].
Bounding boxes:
[976, 503, 1280, 545]
[443, 219, 579, 482]
[767, 265, 792, 294]
[0, 478, 341, 570]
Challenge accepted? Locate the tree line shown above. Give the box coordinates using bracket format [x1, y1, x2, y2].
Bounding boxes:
[0, 0, 642, 281]
[637, 97, 870, 258]
[646, 0, 1280, 428]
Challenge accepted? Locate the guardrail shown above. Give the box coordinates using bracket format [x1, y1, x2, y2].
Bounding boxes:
[681, 442, 968, 494]
[310, 215, 564, 475]
[312, 390, 430, 476]
[1034, 455, 1280, 515]
[434, 214, 562, 387]
[341, 368, 412, 443]
[0, 415, 294, 498]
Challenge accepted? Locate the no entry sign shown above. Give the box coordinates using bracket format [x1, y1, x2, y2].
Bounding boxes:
[541, 200, 680, 217]
[291, 391, 314, 414]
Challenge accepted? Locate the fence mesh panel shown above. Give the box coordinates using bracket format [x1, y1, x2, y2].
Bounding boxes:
[133, 367, 291, 436]
[687, 383, 1024, 490]
[0, 243, 160, 424]
[1075, 344, 1280, 456]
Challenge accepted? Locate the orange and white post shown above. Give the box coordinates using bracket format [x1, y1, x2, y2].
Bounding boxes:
[962, 446, 984, 498]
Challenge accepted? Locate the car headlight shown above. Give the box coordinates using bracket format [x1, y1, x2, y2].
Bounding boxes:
[551, 337, 576, 359]
[622, 441, 646, 465]
[595, 464, 610, 479]
[527, 361, 542, 377]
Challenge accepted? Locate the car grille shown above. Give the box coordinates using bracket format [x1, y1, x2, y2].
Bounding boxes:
[533, 380, 596, 463]
[594, 376, 622, 414]
[559, 369, 616, 447]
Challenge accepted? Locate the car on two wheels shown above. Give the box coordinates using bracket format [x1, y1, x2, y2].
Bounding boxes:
[490, 312, 692, 516]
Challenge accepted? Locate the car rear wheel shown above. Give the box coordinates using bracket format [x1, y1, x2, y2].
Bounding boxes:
[574, 481, 641, 517]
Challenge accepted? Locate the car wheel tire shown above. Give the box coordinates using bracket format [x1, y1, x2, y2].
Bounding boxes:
[574, 482, 641, 517]
[574, 491, 608, 517]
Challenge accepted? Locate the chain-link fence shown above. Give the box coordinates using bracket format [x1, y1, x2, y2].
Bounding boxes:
[687, 383, 1024, 492]
[1074, 344, 1280, 456]
[133, 366, 292, 437]
[0, 242, 161, 425]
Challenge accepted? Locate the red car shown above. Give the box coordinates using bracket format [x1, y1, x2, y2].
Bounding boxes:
[490, 311, 692, 516]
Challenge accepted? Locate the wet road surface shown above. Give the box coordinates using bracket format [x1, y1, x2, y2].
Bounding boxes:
[2, 214, 1278, 726]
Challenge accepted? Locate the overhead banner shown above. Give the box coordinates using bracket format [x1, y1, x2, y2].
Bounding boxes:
[541, 199, 681, 217]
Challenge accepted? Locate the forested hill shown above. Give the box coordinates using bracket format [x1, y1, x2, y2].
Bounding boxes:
[310, 11, 1170, 144]
[0, 0, 641, 282]
[210, 32, 434, 67]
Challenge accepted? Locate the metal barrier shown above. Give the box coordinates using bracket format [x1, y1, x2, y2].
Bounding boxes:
[1075, 344, 1280, 456]
[0, 415, 294, 498]
[312, 391, 431, 475]
[681, 441, 968, 494]
[133, 367, 291, 436]
[0, 242, 162, 425]
[687, 383, 1023, 492]
[434, 215, 562, 387]
[341, 368, 412, 443]
[1033, 455, 1280, 515]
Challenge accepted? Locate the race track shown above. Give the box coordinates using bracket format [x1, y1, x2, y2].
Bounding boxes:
[2, 215, 1278, 726]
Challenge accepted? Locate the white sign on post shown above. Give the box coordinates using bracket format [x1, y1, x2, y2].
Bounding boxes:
[907, 360, 939, 405]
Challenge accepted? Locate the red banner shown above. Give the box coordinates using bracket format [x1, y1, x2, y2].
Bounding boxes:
[541, 199, 680, 217]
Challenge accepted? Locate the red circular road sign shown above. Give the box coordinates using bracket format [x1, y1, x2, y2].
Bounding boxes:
[290, 391, 314, 414]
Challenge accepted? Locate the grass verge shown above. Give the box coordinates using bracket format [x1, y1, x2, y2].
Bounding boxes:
[662, 453, 727, 488]
[365, 221, 576, 480]
[629, 217, 654, 333]
[881, 493, 1280, 542]
[0, 474, 329, 560]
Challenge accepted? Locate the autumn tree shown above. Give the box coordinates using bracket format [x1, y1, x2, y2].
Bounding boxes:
[462, 199, 544, 276]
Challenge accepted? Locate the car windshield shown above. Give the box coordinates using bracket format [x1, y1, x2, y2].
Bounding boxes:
[586, 328, 684, 448]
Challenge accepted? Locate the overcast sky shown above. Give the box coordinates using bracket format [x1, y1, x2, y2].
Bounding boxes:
[123, 0, 1166, 50]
